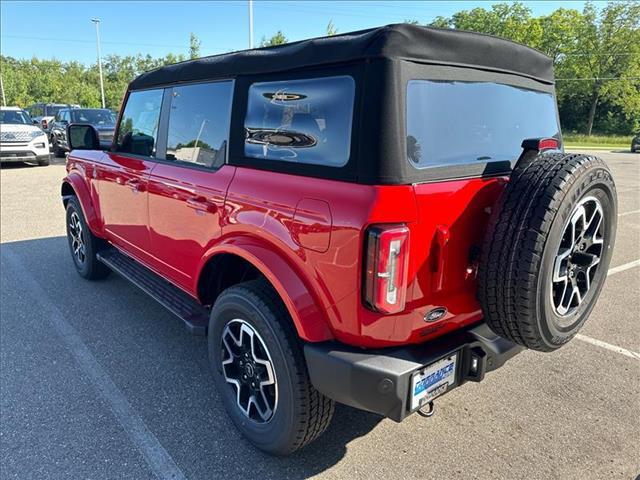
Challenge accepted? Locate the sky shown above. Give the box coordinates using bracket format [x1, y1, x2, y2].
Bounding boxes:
[1, 0, 606, 65]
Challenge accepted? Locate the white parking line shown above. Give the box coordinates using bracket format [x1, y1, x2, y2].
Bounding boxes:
[607, 259, 640, 276]
[575, 334, 640, 360]
[573, 260, 640, 360]
[1, 249, 186, 480]
[618, 209, 640, 217]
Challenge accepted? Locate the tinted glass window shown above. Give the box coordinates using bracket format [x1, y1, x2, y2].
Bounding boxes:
[244, 76, 355, 167]
[27, 105, 44, 117]
[166, 81, 233, 168]
[72, 109, 115, 125]
[46, 105, 65, 116]
[0, 110, 31, 125]
[116, 89, 163, 157]
[406, 80, 560, 168]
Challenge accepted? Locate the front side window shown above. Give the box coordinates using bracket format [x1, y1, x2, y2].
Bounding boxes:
[244, 76, 355, 167]
[166, 81, 233, 168]
[116, 89, 163, 157]
[406, 80, 560, 169]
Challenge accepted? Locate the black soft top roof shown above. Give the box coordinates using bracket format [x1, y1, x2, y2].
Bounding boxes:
[130, 23, 554, 90]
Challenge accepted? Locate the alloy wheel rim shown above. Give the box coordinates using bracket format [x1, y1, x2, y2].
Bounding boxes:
[69, 211, 86, 265]
[551, 196, 604, 320]
[220, 319, 277, 423]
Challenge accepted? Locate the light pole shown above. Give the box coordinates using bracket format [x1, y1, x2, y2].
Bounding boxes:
[0, 74, 6, 107]
[91, 18, 106, 108]
[248, 0, 254, 49]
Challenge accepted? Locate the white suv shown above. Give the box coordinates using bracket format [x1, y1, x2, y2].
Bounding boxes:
[0, 107, 50, 166]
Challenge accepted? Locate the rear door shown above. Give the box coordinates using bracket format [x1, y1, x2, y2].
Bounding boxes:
[98, 88, 164, 260]
[146, 80, 235, 291]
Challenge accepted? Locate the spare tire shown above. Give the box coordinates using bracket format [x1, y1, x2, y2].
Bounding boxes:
[478, 153, 617, 352]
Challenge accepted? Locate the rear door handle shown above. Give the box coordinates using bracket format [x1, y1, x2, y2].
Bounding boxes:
[432, 225, 450, 292]
[125, 178, 144, 193]
[186, 196, 217, 214]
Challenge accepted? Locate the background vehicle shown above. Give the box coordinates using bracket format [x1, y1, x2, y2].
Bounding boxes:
[50, 108, 116, 157]
[0, 106, 50, 166]
[632, 133, 639, 152]
[61, 24, 617, 455]
[25, 103, 79, 133]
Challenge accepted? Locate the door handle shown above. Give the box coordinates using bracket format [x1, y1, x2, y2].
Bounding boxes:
[431, 225, 450, 293]
[125, 178, 144, 193]
[186, 196, 217, 214]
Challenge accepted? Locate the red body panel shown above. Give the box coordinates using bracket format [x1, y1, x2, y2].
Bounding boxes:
[65, 152, 506, 348]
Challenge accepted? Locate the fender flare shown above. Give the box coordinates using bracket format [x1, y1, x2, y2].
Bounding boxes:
[61, 173, 102, 235]
[198, 237, 334, 343]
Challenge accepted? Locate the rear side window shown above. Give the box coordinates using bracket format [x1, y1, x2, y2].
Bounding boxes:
[116, 89, 163, 157]
[406, 80, 560, 169]
[166, 81, 233, 168]
[244, 76, 355, 167]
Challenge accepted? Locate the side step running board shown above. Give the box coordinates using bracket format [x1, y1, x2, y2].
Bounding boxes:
[97, 248, 209, 335]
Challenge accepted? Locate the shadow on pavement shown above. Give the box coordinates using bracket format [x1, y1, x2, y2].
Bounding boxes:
[1, 236, 383, 478]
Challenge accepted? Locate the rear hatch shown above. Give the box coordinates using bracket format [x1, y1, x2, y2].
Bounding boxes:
[406, 79, 561, 340]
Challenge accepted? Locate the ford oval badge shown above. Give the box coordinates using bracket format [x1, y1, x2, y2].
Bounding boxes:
[424, 307, 447, 323]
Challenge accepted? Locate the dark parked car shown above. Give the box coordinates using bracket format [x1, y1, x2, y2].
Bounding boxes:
[25, 103, 79, 133]
[632, 133, 639, 152]
[50, 108, 116, 157]
[61, 24, 617, 455]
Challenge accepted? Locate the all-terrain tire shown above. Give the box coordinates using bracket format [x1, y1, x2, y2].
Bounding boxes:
[208, 279, 334, 455]
[65, 197, 111, 280]
[478, 153, 617, 352]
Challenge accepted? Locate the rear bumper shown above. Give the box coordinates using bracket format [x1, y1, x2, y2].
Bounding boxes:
[304, 322, 523, 422]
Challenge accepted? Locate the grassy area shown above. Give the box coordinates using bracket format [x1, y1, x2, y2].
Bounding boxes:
[563, 133, 633, 148]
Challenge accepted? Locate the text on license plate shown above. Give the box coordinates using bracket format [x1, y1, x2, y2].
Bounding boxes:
[410, 354, 457, 410]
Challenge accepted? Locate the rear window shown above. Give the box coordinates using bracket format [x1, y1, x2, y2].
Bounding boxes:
[406, 80, 560, 169]
[244, 76, 355, 167]
[45, 105, 65, 116]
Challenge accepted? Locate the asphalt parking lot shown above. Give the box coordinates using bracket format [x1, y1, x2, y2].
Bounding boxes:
[1, 150, 638, 480]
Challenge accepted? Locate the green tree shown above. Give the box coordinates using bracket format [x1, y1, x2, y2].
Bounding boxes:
[428, 1, 640, 135]
[260, 31, 288, 47]
[569, 2, 639, 134]
[189, 33, 202, 59]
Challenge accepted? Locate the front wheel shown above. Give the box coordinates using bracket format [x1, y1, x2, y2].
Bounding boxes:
[65, 197, 110, 280]
[208, 280, 334, 455]
[52, 137, 65, 158]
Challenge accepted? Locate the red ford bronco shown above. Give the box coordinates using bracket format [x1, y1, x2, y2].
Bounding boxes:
[61, 25, 617, 454]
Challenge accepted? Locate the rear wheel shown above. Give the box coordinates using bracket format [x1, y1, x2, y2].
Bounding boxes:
[208, 280, 334, 455]
[478, 153, 617, 351]
[65, 197, 110, 280]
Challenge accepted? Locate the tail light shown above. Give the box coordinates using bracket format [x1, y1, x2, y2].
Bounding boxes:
[364, 224, 410, 314]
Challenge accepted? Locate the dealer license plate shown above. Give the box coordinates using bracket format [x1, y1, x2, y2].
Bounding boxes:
[410, 353, 457, 410]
